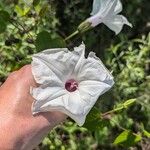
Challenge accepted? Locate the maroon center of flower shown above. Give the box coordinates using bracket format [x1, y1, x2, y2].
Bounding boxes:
[65, 79, 78, 92]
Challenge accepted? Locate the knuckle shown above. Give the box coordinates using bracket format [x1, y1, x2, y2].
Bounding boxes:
[8, 71, 19, 80]
[6, 65, 31, 83]
[18, 65, 33, 83]
[20, 65, 31, 73]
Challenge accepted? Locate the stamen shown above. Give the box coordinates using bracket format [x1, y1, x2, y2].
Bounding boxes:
[65, 79, 78, 92]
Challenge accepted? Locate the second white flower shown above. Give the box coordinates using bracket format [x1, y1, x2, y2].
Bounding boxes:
[87, 0, 132, 34]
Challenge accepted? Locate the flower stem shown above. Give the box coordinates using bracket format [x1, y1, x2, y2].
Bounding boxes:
[110, 118, 141, 137]
[101, 99, 136, 118]
[101, 107, 124, 118]
[64, 21, 92, 42]
[64, 30, 79, 41]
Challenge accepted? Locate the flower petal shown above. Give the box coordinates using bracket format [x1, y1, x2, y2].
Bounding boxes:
[32, 48, 67, 84]
[31, 84, 65, 101]
[76, 51, 114, 101]
[103, 15, 132, 35]
[32, 94, 68, 114]
[88, 0, 119, 27]
[72, 43, 85, 76]
[102, 0, 123, 17]
[88, 0, 132, 34]
[32, 91, 88, 126]
[32, 47, 81, 84]
[76, 52, 114, 83]
[91, 0, 116, 16]
[114, 0, 122, 14]
[32, 56, 63, 85]
[65, 90, 89, 115]
[90, 0, 102, 15]
[79, 80, 112, 97]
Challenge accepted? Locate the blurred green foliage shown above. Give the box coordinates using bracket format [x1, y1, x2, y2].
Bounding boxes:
[0, 0, 150, 149]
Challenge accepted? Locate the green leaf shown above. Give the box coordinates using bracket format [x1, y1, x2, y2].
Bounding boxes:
[86, 107, 100, 121]
[140, 124, 150, 138]
[39, 4, 48, 17]
[15, 5, 30, 16]
[15, 5, 24, 16]
[113, 130, 142, 147]
[0, 10, 10, 33]
[143, 129, 150, 138]
[83, 107, 110, 131]
[113, 99, 136, 112]
[35, 31, 66, 51]
[83, 107, 100, 131]
[123, 99, 136, 108]
[33, 0, 40, 6]
[0, 10, 10, 22]
[0, 20, 6, 33]
[94, 127, 109, 144]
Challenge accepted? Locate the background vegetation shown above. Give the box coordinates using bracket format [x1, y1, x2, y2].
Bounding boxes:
[0, 0, 149, 149]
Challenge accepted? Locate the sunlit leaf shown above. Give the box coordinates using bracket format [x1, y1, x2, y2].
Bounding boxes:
[123, 99, 136, 108]
[140, 124, 150, 138]
[15, 5, 30, 16]
[143, 129, 150, 138]
[113, 130, 142, 147]
[113, 99, 136, 112]
[15, 5, 24, 16]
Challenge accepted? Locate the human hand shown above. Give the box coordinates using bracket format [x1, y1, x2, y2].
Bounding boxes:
[0, 65, 67, 150]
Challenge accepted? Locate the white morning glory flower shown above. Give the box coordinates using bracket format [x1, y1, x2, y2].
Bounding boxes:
[86, 0, 132, 34]
[31, 43, 114, 126]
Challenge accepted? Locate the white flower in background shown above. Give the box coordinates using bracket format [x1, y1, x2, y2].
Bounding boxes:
[31, 43, 114, 126]
[86, 0, 132, 34]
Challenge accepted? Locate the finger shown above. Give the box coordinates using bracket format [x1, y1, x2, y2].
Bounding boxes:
[18, 65, 38, 87]
[0, 70, 20, 93]
[41, 111, 67, 127]
[1, 65, 37, 90]
[33, 111, 67, 129]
